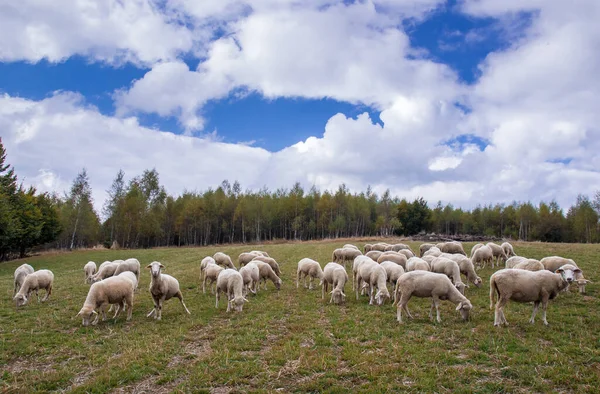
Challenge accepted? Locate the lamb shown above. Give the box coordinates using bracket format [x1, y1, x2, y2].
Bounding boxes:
[365, 250, 383, 261]
[90, 261, 120, 283]
[238, 252, 260, 267]
[505, 256, 527, 268]
[322, 262, 348, 304]
[251, 255, 281, 276]
[203, 264, 225, 294]
[394, 271, 473, 323]
[489, 268, 571, 326]
[355, 260, 390, 305]
[486, 242, 507, 268]
[146, 262, 191, 320]
[406, 257, 430, 272]
[501, 242, 516, 258]
[76, 275, 135, 326]
[215, 269, 248, 312]
[254, 261, 282, 290]
[213, 252, 235, 269]
[14, 264, 34, 296]
[470, 243, 483, 258]
[379, 261, 405, 300]
[339, 247, 362, 268]
[439, 253, 482, 287]
[113, 258, 141, 288]
[439, 242, 467, 256]
[83, 261, 96, 284]
[376, 252, 407, 269]
[297, 258, 324, 290]
[200, 256, 217, 284]
[239, 262, 260, 296]
[13, 269, 54, 307]
[472, 245, 493, 269]
[419, 243, 435, 257]
[353, 255, 375, 291]
[513, 259, 544, 271]
[343, 244, 359, 251]
[430, 257, 467, 294]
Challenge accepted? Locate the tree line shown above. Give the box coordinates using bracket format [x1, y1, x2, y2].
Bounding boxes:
[1, 137, 599, 260]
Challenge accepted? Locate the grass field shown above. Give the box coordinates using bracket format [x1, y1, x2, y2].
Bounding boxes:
[1, 240, 599, 393]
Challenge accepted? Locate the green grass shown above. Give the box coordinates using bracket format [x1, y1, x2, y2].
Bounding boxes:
[1, 240, 599, 393]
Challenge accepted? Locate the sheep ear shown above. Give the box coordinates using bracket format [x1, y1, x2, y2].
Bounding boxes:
[574, 269, 582, 274]
[76, 311, 81, 317]
[464, 284, 470, 289]
[555, 268, 564, 274]
[455, 302, 463, 311]
[146, 264, 152, 269]
[341, 292, 346, 297]
[92, 310, 98, 315]
[243, 297, 250, 303]
[159, 264, 165, 269]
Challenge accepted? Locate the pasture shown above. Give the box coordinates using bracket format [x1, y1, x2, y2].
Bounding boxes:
[1, 240, 599, 393]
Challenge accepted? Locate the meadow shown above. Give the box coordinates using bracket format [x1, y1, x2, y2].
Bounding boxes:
[1, 240, 599, 393]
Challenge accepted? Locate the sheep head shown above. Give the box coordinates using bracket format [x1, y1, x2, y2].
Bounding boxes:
[147, 262, 165, 278]
[456, 300, 472, 321]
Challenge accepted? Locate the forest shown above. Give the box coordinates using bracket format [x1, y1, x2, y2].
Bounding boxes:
[1, 138, 599, 260]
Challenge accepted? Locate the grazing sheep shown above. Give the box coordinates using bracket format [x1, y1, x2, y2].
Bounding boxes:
[556, 263, 588, 294]
[376, 252, 407, 269]
[540, 256, 578, 272]
[486, 243, 507, 268]
[421, 255, 435, 265]
[203, 264, 225, 294]
[472, 245, 493, 269]
[379, 261, 405, 300]
[91, 261, 120, 283]
[513, 259, 544, 271]
[332, 248, 344, 264]
[215, 269, 248, 312]
[391, 243, 413, 253]
[370, 243, 390, 252]
[423, 247, 442, 258]
[440, 253, 482, 288]
[213, 252, 235, 269]
[113, 258, 141, 288]
[419, 243, 435, 257]
[394, 271, 473, 323]
[108, 271, 140, 315]
[490, 268, 571, 326]
[254, 261, 282, 290]
[505, 256, 527, 269]
[353, 255, 375, 291]
[250, 250, 269, 257]
[297, 258, 324, 290]
[439, 242, 467, 256]
[365, 250, 383, 261]
[13, 270, 54, 307]
[363, 244, 373, 253]
[430, 257, 467, 294]
[14, 264, 34, 296]
[343, 244, 359, 251]
[146, 262, 191, 320]
[501, 242, 516, 258]
[397, 249, 415, 259]
[470, 243, 484, 258]
[239, 262, 260, 296]
[406, 257, 430, 272]
[200, 256, 217, 283]
[84, 261, 96, 284]
[322, 262, 348, 304]
[356, 260, 390, 305]
[339, 247, 362, 268]
[251, 255, 281, 276]
[76, 275, 135, 326]
[238, 252, 260, 267]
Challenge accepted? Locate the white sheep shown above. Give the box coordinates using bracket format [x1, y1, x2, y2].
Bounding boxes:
[554, 263, 589, 294]
[505, 256, 527, 268]
[76, 275, 135, 326]
[83, 261, 96, 284]
[486, 242, 507, 268]
[501, 242, 516, 258]
[376, 252, 407, 268]
[363, 244, 373, 253]
[322, 262, 348, 304]
[215, 269, 248, 312]
[472, 245, 493, 269]
[406, 257, 430, 272]
[238, 252, 261, 267]
[439, 242, 467, 256]
[430, 257, 467, 294]
[421, 255, 435, 265]
[379, 261, 405, 302]
[113, 258, 141, 288]
[343, 244, 359, 251]
[213, 252, 235, 269]
[397, 249, 415, 259]
[439, 253, 482, 288]
[297, 258, 324, 290]
[356, 260, 390, 305]
[540, 256, 577, 272]
[470, 243, 483, 258]
[108, 271, 140, 315]
[203, 264, 225, 294]
[200, 256, 217, 284]
[14, 263, 34, 296]
[338, 247, 362, 268]
[251, 255, 281, 276]
[239, 262, 260, 296]
[13, 269, 54, 307]
[332, 248, 344, 264]
[419, 243, 435, 257]
[352, 255, 374, 291]
[391, 243, 413, 253]
[254, 261, 282, 290]
[394, 271, 472, 323]
[91, 261, 120, 283]
[490, 268, 571, 326]
[146, 262, 191, 320]
[249, 250, 269, 257]
[422, 247, 442, 258]
[370, 243, 390, 252]
[365, 250, 383, 261]
[513, 259, 544, 271]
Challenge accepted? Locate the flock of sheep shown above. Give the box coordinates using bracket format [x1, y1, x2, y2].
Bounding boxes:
[10, 241, 589, 327]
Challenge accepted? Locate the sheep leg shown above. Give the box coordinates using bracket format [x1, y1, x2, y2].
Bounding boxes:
[529, 301, 540, 324]
[202, 275, 207, 294]
[309, 276, 314, 290]
[541, 296, 549, 325]
[43, 285, 51, 302]
[355, 278, 361, 300]
[369, 284, 375, 305]
[296, 271, 301, 289]
[125, 294, 133, 321]
[35, 290, 40, 303]
[322, 281, 327, 300]
[176, 291, 190, 314]
[216, 288, 220, 309]
[112, 303, 121, 319]
[433, 297, 441, 323]
[495, 297, 509, 326]
[156, 296, 166, 320]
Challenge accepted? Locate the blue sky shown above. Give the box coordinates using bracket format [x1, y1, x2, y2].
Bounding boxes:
[1, 0, 598, 210]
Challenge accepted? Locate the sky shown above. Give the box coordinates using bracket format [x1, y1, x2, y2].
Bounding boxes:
[1, 0, 599, 214]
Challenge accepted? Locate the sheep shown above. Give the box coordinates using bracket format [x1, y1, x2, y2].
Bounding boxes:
[332, 248, 344, 264]
[215, 269, 248, 312]
[322, 262, 348, 304]
[14, 264, 34, 296]
[379, 261, 405, 300]
[472, 245, 493, 269]
[108, 271, 140, 315]
[486, 242, 507, 268]
[343, 244, 359, 251]
[370, 243, 389, 252]
[238, 252, 260, 267]
[394, 271, 472, 323]
[13, 270, 54, 307]
[146, 262, 190, 320]
[505, 256, 527, 268]
[76, 275, 135, 326]
[352, 255, 375, 291]
[84, 261, 96, 284]
[470, 243, 484, 258]
[397, 249, 415, 259]
[254, 261, 282, 290]
[419, 243, 435, 257]
[113, 258, 141, 288]
[251, 255, 281, 276]
[200, 256, 217, 284]
[439, 242, 467, 256]
[391, 243, 413, 253]
[356, 260, 390, 305]
[501, 242, 516, 258]
[406, 257, 430, 272]
[431, 257, 467, 294]
[555, 263, 589, 294]
[90, 261, 120, 283]
[439, 253, 482, 288]
[489, 268, 571, 326]
[421, 255, 435, 265]
[423, 247, 442, 258]
[513, 259, 544, 271]
[239, 262, 260, 296]
[250, 250, 269, 257]
[363, 243, 373, 253]
[203, 264, 225, 294]
[213, 252, 235, 269]
[540, 256, 578, 272]
[297, 258, 324, 290]
[339, 247, 362, 268]
[365, 250, 383, 261]
[376, 252, 407, 269]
